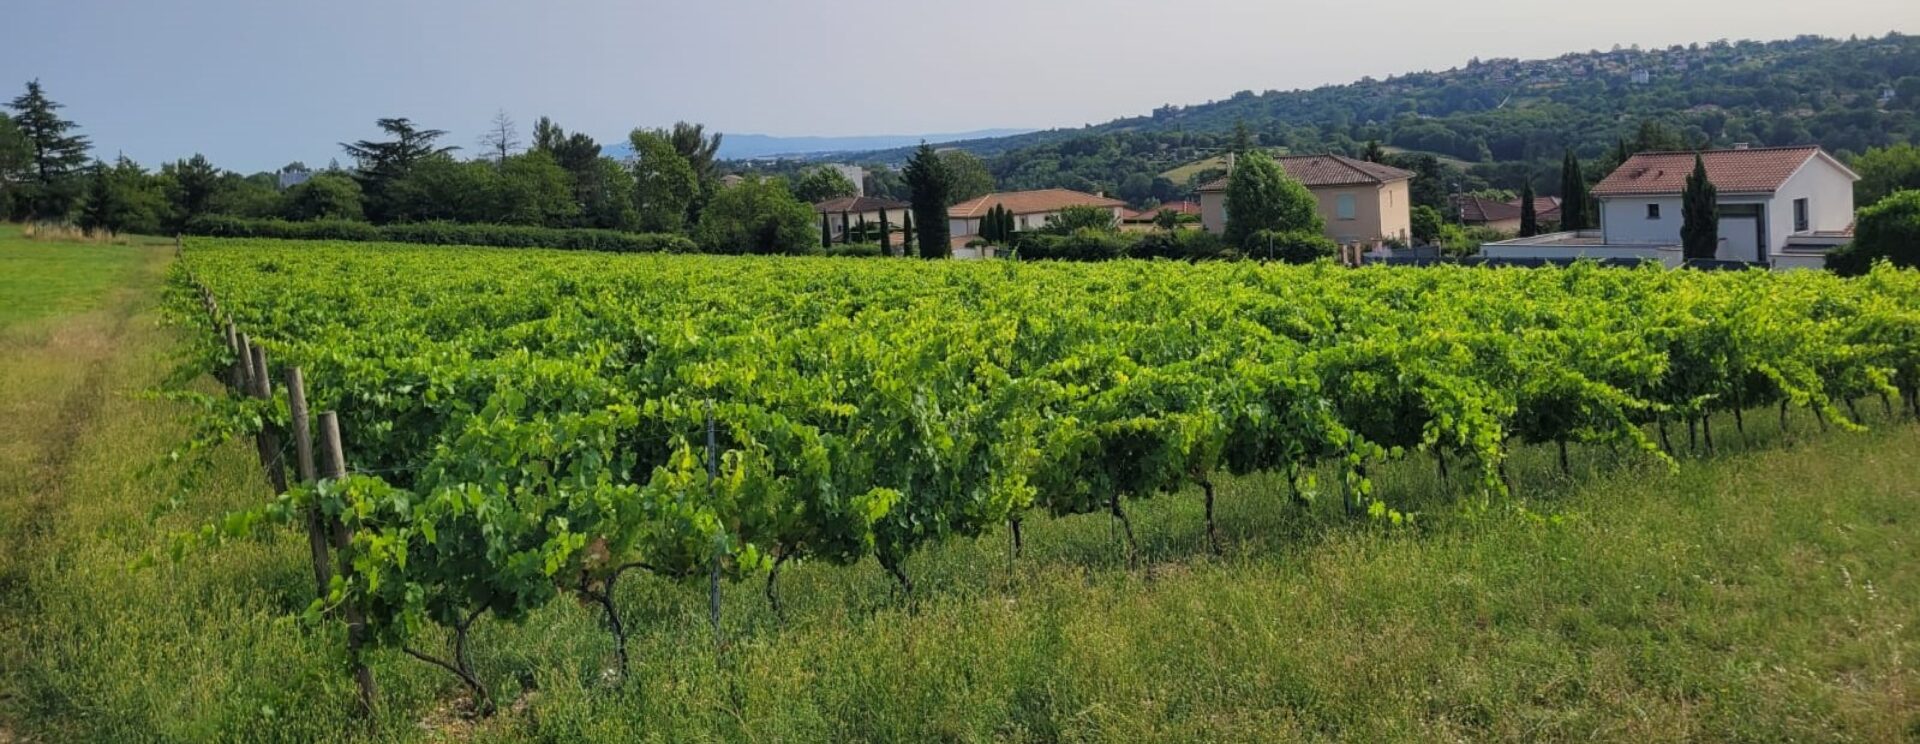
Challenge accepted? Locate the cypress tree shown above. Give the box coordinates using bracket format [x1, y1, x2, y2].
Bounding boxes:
[821, 212, 832, 250]
[904, 143, 951, 259]
[1559, 149, 1588, 230]
[840, 211, 851, 244]
[1519, 180, 1540, 237]
[1680, 153, 1719, 260]
[879, 209, 892, 255]
[856, 214, 869, 242]
[903, 210, 916, 255]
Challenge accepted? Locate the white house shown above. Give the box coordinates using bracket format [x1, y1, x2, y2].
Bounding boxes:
[1483, 145, 1859, 269]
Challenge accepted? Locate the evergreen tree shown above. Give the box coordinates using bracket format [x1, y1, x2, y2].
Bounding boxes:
[1230, 120, 1256, 154]
[903, 211, 917, 255]
[341, 118, 457, 223]
[7, 80, 91, 219]
[879, 209, 892, 255]
[1680, 153, 1719, 260]
[821, 212, 832, 250]
[1519, 180, 1540, 237]
[1363, 140, 1386, 163]
[76, 161, 114, 234]
[856, 214, 869, 242]
[904, 144, 951, 258]
[161, 154, 221, 232]
[1559, 149, 1589, 230]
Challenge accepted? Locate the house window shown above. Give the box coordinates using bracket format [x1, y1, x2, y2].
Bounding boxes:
[1646, 203, 1661, 220]
[1336, 194, 1357, 221]
[1793, 198, 1809, 232]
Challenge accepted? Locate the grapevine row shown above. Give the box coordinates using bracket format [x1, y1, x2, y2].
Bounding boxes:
[170, 237, 1920, 716]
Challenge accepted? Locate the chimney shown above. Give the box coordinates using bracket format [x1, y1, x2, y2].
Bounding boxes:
[1732, 142, 1750, 150]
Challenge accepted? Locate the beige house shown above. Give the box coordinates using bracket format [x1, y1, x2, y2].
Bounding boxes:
[815, 196, 911, 242]
[948, 189, 1127, 238]
[1198, 155, 1415, 246]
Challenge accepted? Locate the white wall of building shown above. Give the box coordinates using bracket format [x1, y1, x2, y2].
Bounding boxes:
[1599, 196, 1684, 245]
[1766, 156, 1856, 256]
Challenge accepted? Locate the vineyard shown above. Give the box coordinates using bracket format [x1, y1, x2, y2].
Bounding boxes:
[172, 236, 1920, 718]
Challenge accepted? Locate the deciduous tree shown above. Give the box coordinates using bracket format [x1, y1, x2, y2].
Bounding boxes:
[793, 167, 857, 204]
[630, 130, 698, 233]
[692, 176, 816, 255]
[1223, 150, 1322, 249]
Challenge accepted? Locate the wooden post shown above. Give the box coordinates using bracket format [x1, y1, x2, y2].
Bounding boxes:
[319, 412, 378, 718]
[287, 368, 331, 600]
[247, 345, 289, 495]
[223, 323, 241, 389]
[237, 333, 256, 392]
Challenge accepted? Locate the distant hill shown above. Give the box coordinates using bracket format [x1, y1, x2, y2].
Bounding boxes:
[836, 34, 1918, 205]
[605, 129, 1035, 161]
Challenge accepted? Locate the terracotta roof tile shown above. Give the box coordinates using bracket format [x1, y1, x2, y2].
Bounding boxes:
[948, 189, 1125, 219]
[814, 195, 909, 213]
[1591, 147, 1830, 196]
[1455, 195, 1561, 223]
[1123, 200, 1202, 220]
[1197, 154, 1415, 192]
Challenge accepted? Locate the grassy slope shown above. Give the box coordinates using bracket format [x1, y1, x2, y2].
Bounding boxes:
[0, 237, 1914, 742]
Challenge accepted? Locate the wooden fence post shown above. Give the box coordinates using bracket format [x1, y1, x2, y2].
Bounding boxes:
[319, 412, 379, 718]
[223, 322, 241, 389]
[237, 334, 256, 393]
[247, 344, 288, 495]
[287, 367, 331, 600]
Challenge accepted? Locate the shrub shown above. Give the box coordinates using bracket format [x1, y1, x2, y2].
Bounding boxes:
[1129, 230, 1232, 261]
[824, 243, 884, 258]
[182, 216, 695, 253]
[1245, 229, 1338, 263]
[1013, 228, 1132, 261]
[1828, 190, 1920, 275]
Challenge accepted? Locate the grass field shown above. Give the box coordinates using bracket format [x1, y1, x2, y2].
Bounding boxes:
[0, 234, 1916, 741]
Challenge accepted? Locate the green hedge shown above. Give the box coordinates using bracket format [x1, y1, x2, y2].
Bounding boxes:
[184, 216, 698, 254]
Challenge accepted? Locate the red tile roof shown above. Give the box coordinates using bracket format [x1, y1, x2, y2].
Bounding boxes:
[1455, 195, 1561, 223]
[814, 195, 909, 213]
[1197, 154, 1415, 192]
[948, 189, 1125, 219]
[1591, 146, 1839, 196]
[1123, 200, 1202, 221]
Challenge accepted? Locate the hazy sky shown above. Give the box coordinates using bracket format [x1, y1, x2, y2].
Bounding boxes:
[5, 0, 1913, 171]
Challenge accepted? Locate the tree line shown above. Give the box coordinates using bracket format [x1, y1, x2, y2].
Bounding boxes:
[0, 82, 834, 255]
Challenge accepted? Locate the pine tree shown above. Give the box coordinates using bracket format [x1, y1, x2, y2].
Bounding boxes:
[7, 80, 91, 219]
[76, 161, 113, 234]
[1559, 149, 1589, 230]
[1680, 153, 1719, 260]
[1519, 180, 1540, 237]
